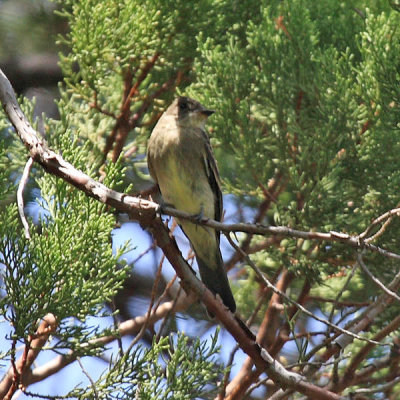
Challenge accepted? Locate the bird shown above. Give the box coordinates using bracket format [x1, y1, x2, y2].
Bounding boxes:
[147, 96, 236, 312]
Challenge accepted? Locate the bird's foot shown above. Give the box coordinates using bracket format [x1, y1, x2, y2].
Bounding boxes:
[192, 207, 205, 224]
[159, 200, 175, 214]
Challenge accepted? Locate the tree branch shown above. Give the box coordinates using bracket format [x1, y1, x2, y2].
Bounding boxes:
[0, 314, 57, 399]
[17, 156, 34, 239]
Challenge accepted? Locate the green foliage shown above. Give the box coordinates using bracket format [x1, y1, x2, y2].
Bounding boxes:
[72, 331, 224, 400]
[0, 130, 129, 355]
[52, 0, 216, 158]
[1, 1, 237, 396]
[0, 85, 129, 358]
[188, 0, 400, 284]
[0, 136, 18, 205]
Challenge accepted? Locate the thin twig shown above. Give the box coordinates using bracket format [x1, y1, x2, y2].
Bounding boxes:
[351, 375, 400, 394]
[218, 344, 240, 400]
[156, 285, 182, 343]
[327, 264, 358, 335]
[225, 233, 386, 346]
[17, 157, 33, 239]
[267, 388, 295, 400]
[126, 255, 164, 352]
[132, 242, 158, 264]
[365, 216, 394, 243]
[0, 314, 57, 399]
[89, 90, 117, 118]
[110, 298, 124, 357]
[357, 251, 400, 303]
[245, 375, 273, 397]
[287, 352, 351, 370]
[360, 207, 400, 241]
[77, 357, 99, 400]
[153, 274, 178, 313]
[163, 206, 400, 262]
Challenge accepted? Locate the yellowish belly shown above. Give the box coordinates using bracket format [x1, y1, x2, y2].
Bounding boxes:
[157, 157, 217, 260]
[158, 157, 214, 219]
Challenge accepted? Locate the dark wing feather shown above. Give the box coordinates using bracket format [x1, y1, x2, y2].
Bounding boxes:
[201, 129, 223, 235]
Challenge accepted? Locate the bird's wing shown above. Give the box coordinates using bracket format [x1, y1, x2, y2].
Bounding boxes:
[201, 130, 223, 226]
[147, 151, 156, 180]
[146, 151, 157, 185]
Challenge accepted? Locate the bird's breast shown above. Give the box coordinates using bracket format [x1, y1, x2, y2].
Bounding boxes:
[154, 141, 212, 218]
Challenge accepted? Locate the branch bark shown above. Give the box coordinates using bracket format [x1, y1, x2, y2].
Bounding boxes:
[0, 314, 57, 399]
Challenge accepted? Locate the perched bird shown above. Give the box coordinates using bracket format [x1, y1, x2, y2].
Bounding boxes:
[147, 96, 236, 312]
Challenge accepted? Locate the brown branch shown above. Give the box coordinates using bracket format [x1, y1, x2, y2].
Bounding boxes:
[89, 90, 117, 118]
[0, 314, 57, 399]
[156, 280, 182, 342]
[103, 70, 133, 160]
[128, 68, 185, 129]
[306, 296, 370, 308]
[110, 71, 134, 162]
[121, 52, 160, 115]
[335, 315, 400, 392]
[23, 294, 192, 386]
[225, 270, 294, 400]
[260, 270, 294, 349]
[360, 206, 400, 242]
[226, 173, 285, 270]
[108, 53, 162, 162]
[269, 279, 311, 357]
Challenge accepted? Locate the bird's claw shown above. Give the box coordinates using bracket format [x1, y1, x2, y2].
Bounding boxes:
[193, 208, 204, 223]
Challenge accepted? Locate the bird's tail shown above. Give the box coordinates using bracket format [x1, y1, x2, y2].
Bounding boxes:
[197, 251, 236, 312]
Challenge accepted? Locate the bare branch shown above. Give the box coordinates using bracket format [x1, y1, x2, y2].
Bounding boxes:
[225, 233, 385, 346]
[77, 357, 99, 400]
[23, 295, 191, 386]
[351, 376, 400, 395]
[17, 157, 33, 239]
[162, 209, 400, 261]
[0, 314, 57, 399]
[359, 207, 400, 241]
[336, 315, 400, 391]
[357, 252, 400, 303]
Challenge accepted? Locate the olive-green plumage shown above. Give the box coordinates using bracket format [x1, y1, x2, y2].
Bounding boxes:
[147, 96, 236, 312]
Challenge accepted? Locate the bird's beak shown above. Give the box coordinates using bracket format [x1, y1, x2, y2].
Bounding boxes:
[200, 108, 215, 116]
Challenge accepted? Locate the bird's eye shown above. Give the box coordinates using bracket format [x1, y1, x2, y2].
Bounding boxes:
[179, 102, 188, 111]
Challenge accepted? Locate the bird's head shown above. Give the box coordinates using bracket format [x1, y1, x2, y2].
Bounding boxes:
[166, 96, 214, 128]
